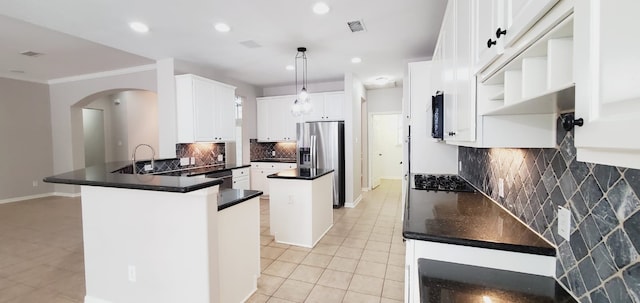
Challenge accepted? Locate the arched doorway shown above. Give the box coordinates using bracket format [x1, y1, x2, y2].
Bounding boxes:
[70, 89, 158, 168]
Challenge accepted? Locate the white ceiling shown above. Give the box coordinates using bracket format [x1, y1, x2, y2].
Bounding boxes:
[0, 0, 446, 88]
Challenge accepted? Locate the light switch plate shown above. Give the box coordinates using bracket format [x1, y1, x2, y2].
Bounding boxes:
[180, 158, 190, 166]
[459, 161, 462, 172]
[190, 157, 195, 165]
[498, 178, 505, 198]
[217, 154, 223, 162]
[558, 206, 571, 241]
[144, 164, 153, 171]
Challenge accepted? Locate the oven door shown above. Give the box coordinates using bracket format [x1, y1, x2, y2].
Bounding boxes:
[205, 171, 233, 189]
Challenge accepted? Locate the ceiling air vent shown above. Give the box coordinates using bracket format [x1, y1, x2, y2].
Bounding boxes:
[347, 20, 366, 33]
[20, 51, 44, 57]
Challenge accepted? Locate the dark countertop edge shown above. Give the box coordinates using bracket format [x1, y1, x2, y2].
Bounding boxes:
[218, 189, 263, 211]
[43, 176, 223, 193]
[266, 169, 334, 180]
[251, 159, 297, 163]
[402, 231, 557, 256]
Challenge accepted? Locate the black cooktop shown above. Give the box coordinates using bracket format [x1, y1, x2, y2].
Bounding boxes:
[414, 174, 475, 192]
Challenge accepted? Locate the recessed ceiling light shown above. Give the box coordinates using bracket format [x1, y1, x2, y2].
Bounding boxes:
[351, 57, 362, 63]
[129, 22, 149, 33]
[286, 65, 295, 71]
[214, 23, 231, 33]
[313, 2, 330, 15]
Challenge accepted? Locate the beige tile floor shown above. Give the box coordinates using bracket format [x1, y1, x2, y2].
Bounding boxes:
[0, 179, 404, 303]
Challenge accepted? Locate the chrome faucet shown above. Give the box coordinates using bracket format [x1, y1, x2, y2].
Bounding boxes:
[132, 144, 155, 174]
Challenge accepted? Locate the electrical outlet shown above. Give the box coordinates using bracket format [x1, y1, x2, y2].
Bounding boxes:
[498, 178, 505, 198]
[32, 180, 38, 187]
[459, 161, 462, 172]
[558, 206, 571, 241]
[128, 265, 136, 282]
[190, 157, 195, 165]
[180, 158, 190, 166]
[217, 154, 223, 162]
[144, 164, 153, 171]
[271, 150, 276, 157]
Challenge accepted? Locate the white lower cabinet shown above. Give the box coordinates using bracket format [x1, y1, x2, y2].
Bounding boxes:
[249, 162, 297, 196]
[232, 167, 250, 190]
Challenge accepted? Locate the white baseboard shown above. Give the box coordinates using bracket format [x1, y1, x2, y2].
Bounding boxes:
[345, 193, 363, 208]
[84, 295, 113, 303]
[381, 177, 402, 180]
[362, 187, 371, 192]
[53, 192, 82, 198]
[0, 192, 82, 204]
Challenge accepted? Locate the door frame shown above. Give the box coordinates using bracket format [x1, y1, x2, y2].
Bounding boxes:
[368, 111, 402, 189]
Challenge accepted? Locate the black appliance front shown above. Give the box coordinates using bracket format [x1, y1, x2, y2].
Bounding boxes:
[431, 91, 444, 140]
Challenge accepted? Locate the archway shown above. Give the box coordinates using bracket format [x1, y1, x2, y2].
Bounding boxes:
[70, 89, 158, 169]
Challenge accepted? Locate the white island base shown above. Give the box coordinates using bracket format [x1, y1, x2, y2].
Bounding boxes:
[268, 171, 334, 248]
[80, 185, 260, 303]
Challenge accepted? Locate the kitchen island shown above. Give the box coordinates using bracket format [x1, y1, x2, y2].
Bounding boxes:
[267, 168, 334, 248]
[44, 162, 262, 303]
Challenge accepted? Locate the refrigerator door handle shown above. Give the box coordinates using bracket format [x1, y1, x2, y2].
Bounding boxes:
[310, 135, 317, 169]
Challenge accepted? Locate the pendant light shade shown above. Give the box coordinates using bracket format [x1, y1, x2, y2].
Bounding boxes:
[291, 47, 312, 116]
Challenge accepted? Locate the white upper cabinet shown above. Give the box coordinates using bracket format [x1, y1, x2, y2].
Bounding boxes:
[176, 74, 236, 143]
[474, 0, 559, 73]
[436, 0, 476, 143]
[256, 96, 299, 142]
[305, 92, 345, 121]
[574, 0, 640, 170]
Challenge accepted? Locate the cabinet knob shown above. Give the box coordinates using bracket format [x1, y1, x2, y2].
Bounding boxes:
[561, 114, 584, 131]
[487, 39, 497, 48]
[496, 27, 507, 38]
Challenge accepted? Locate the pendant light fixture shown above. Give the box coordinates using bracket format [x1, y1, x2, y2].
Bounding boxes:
[291, 47, 312, 116]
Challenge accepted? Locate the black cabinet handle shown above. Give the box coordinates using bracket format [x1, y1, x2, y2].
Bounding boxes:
[496, 27, 507, 38]
[561, 114, 584, 131]
[448, 131, 456, 136]
[487, 39, 497, 48]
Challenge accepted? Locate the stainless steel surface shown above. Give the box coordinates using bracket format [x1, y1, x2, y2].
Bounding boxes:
[132, 144, 155, 174]
[297, 121, 345, 207]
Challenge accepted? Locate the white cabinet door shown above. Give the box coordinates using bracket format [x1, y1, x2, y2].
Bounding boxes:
[503, 0, 559, 47]
[574, 0, 640, 170]
[452, 0, 476, 142]
[323, 92, 345, 120]
[214, 84, 236, 141]
[192, 77, 216, 142]
[256, 98, 270, 141]
[306, 93, 325, 121]
[232, 177, 250, 190]
[474, 0, 506, 72]
[250, 168, 265, 192]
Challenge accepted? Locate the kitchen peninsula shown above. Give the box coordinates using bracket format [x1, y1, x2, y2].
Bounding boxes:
[44, 162, 262, 303]
[267, 168, 334, 247]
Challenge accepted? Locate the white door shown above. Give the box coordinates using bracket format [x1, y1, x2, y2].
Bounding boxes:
[574, 0, 640, 169]
[371, 113, 403, 186]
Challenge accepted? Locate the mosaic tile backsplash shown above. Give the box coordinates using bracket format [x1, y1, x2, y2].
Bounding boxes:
[249, 139, 297, 161]
[115, 143, 227, 174]
[459, 115, 640, 303]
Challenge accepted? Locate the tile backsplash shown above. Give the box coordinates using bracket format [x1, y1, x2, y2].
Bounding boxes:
[249, 139, 297, 161]
[175, 143, 226, 166]
[459, 115, 640, 303]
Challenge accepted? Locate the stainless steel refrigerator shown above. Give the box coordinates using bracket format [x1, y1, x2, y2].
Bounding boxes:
[297, 121, 345, 208]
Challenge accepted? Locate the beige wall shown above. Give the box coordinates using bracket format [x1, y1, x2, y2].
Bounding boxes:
[0, 77, 54, 201]
[367, 87, 403, 113]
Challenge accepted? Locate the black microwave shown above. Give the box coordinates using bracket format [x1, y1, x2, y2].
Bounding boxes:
[431, 91, 444, 139]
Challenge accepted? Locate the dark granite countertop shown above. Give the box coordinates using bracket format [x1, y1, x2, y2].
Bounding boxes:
[154, 163, 250, 177]
[403, 187, 556, 256]
[251, 158, 297, 163]
[267, 168, 334, 180]
[418, 259, 577, 302]
[43, 161, 222, 193]
[218, 189, 263, 211]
